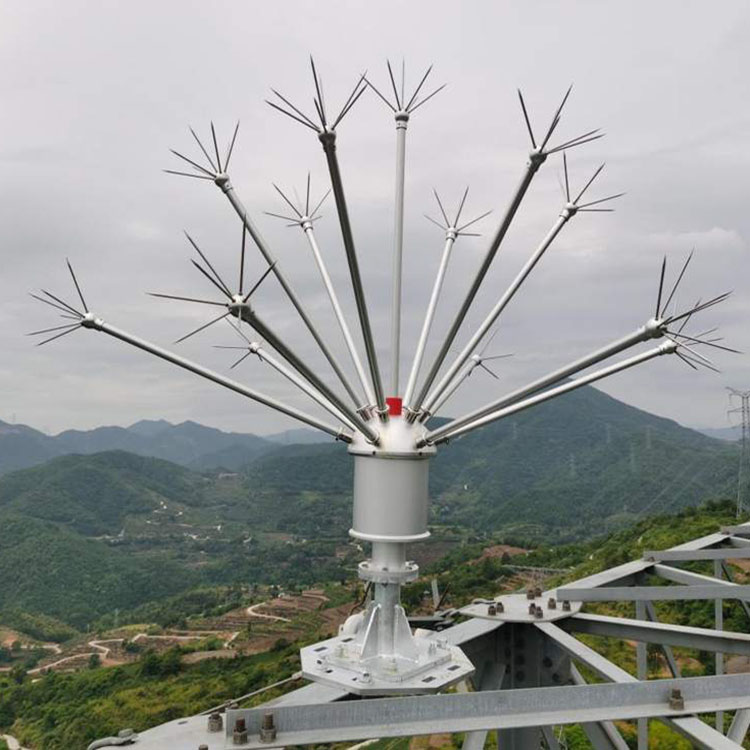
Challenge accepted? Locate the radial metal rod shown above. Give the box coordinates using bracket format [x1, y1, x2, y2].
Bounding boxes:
[422, 318, 666, 440]
[225, 325, 358, 432]
[318, 130, 386, 414]
[426, 359, 474, 417]
[403, 228, 458, 408]
[236, 304, 379, 444]
[79, 315, 351, 442]
[212, 174, 362, 409]
[301, 218, 375, 409]
[390, 110, 409, 395]
[421, 342, 676, 446]
[410, 153, 547, 413]
[420, 204, 576, 416]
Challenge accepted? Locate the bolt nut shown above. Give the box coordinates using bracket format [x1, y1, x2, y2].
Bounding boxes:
[496, 601, 504, 613]
[199, 746, 209, 750]
[534, 605, 544, 619]
[669, 687, 685, 711]
[534, 586, 542, 598]
[526, 588, 535, 600]
[488, 603, 497, 616]
[208, 712, 223, 732]
[233, 717, 248, 745]
[562, 600, 571, 612]
[547, 597, 557, 610]
[260, 712, 277, 743]
[528, 603, 536, 615]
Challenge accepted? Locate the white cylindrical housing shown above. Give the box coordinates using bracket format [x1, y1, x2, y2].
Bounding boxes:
[350, 453, 430, 542]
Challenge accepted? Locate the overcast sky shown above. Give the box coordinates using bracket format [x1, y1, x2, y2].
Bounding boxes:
[1, 1, 748, 437]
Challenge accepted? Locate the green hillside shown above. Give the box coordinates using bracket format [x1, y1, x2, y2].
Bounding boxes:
[0, 385, 738, 632]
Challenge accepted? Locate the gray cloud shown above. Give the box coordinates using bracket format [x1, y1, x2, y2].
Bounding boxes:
[1, 0, 748, 436]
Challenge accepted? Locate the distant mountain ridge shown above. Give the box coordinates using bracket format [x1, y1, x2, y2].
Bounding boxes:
[0, 418, 325, 476]
[0, 385, 740, 629]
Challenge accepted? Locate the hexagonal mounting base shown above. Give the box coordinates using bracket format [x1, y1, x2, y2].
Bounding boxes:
[300, 632, 474, 696]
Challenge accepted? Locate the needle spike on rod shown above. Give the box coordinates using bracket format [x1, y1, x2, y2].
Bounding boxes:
[405, 65, 433, 111]
[577, 192, 626, 209]
[223, 121, 240, 171]
[35, 326, 82, 347]
[364, 76, 396, 112]
[386, 59, 401, 110]
[184, 232, 233, 297]
[163, 169, 214, 181]
[309, 56, 327, 127]
[243, 262, 277, 302]
[573, 163, 606, 204]
[41, 289, 82, 317]
[310, 188, 331, 218]
[148, 292, 226, 307]
[305, 173, 311, 216]
[563, 152, 570, 202]
[517, 89, 536, 149]
[661, 249, 694, 317]
[239, 224, 247, 295]
[272, 183, 302, 218]
[190, 259, 233, 300]
[454, 186, 470, 227]
[169, 149, 215, 177]
[656, 256, 667, 318]
[333, 76, 368, 127]
[29, 293, 81, 317]
[230, 351, 253, 370]
[269, 88, 320, 129]
[457, 209, 492, 233]
[424, 214, 446, 231]
[265, 100, 319, 132]
[433, 190, 450, 226]
[175, 311, 230, 344]
[27, 322, 81, 337]
[540, 84, 573, 150]
[401, 58, 405, 110]
[409, 83, 446, 113]
[65, 259, 88, 313]
[189, 127, 217, 173]
[210, 122, 222, 173]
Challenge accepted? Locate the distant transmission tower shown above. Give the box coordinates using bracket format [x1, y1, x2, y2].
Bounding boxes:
[728, 388, 750, 517]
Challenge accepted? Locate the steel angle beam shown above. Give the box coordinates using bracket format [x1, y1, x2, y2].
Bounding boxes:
[721, 525, 750, 536]
[653, 563, 737, 587]
[225, 675, 750, 748]
[569, 665, 629, 750]
[728, 708, 750, 744]
[565, 613, 750, 655]
[727, 536, 750, 548]
[556, 584, 750, 602]
[644, 548, 750, 561]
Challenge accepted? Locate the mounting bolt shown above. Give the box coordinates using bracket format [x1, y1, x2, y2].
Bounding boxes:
[534, 605, 544, 619]
[534, 586, 542, 598]
[669, 688, 685, 711]
[528, 603, 536, 615]
[496, 601, 504, 613]
[208, 712, 223, 732]
[199, 745, 208, 750]
[233, 717, 248, 745]
[548, 597, 557, 610]
[360, 671, 372, 684]
[488, 603, 497, 616]
[526, 588, 535, 600]
[562, 600, 571, 612]
[260, 712, 277, 743]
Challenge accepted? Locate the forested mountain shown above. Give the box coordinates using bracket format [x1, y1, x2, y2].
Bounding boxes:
[0, 385, 738, 629]
[0, 419, 273, 475]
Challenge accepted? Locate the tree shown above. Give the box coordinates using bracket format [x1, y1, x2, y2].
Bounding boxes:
[88, 653, 101, 669]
